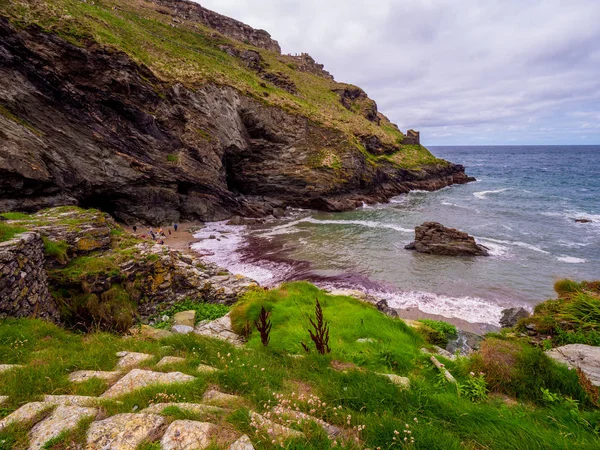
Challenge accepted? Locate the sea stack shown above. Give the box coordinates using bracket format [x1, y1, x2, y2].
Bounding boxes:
[405, 222, 490, 256]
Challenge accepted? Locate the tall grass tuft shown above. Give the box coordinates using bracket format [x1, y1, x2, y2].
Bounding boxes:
[254, 306, 272, 347]
[307, 298, 330, 354]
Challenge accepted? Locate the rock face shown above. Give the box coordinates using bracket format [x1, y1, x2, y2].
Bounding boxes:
[405, 222, 489, 256]
[546, 344, 600, 386]
[0, 232, 58, 321]
[0, 9, 473, 225]
[499, 307, 530, 328]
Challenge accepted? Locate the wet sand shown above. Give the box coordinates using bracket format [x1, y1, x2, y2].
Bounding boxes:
[122, 222, 204, 256]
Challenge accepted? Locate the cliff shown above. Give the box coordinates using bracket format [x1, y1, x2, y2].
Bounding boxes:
[0, 0, 473, 224]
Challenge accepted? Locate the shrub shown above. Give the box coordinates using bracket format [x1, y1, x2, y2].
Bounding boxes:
[459, 372, 488, 402]
[417, 319, 457, 347]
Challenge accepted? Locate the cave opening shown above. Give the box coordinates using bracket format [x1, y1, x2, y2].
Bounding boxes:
[79, 192, 117, 215]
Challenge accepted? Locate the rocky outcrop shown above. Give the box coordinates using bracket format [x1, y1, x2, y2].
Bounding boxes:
[0, 5, 473, 225]
[546, 344, 600, 386]
[405, 222, 490, 256]
[0, 232, 58, 321]
[148, 0, 281, 53]
[499, 307, 530, 328]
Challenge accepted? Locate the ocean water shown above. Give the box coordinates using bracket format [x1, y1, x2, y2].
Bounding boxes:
[192, 146, 600, 326]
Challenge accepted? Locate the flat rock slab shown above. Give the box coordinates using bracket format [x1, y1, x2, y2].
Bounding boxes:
[142, 402, 223, 415]
[229, 434, 255, 450]
[101, 369, 196, 399]
[172, 325, 194, 335]
[194, 314, 243, 346]
[377, 373, 411, 390]
[139, 325, 174, 340]
[0, 364, 24, 373]
[202, 389, 242, 406]
[86, 413, 166, 450]
[0, 396, 8, 405]
[273, 407, 342, 439]
[29, 405, 97, 450]
[115, 351, 154, 370]
[250, 412, 303, 441]
[156, 356, 186, 368]
[547, 344, 600, 386]
[69, 370, 122, 384]
[43, 395, 102, 407]
[197, 364, 219, 374]
[173, 310, 196, 327]
[0, 402, 52, 431]
[161, 420, 215, 450]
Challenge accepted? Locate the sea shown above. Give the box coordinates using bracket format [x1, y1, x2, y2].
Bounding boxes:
[191, 146, 600, 327]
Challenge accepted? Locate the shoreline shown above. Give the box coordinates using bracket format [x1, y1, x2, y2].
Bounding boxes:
[123, 220, 497, 335]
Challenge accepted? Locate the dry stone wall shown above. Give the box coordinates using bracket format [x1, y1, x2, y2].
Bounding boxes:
[0, 232, 58, 321]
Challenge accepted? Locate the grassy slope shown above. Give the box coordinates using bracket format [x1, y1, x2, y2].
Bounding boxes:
[1, 283, 599, 449]
[1, 0, 442, 169]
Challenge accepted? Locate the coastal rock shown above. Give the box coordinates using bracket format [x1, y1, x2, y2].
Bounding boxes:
[194, 313, 243, 345]
[161, 420, 216, 450]
[142, 403, 223, 415]
[29, 405, 97, 450]
[546, 344, 600, 386]
[229, 435, 255, 450]
[499, 307, 530, 328]
[172, 324, 195, 334]
[249, 412, 304, 441]
[68, 370, 122, 384]
[174, 310, 196, 327]
[86, 413, 166, 450]
[574, 218, 592, 223]
[156, 356, 187, 368]
[115, 351, 154, 370]
[405, 222, 489, 256]
[101, 369, 195, 399]
[0, 402, 52, 431]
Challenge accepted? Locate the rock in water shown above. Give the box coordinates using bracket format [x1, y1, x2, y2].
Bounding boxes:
[405, 222, 489, 256]
[499, 307, 530, 328]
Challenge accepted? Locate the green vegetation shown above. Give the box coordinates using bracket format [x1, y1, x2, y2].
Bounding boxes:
[166, 153, 179, 163]
[0, 104, 43, 136]
[518, 280, 600, 346]
[0, 222, 25, 243]
[153, 300, 230, 329]
[1, 0, 446, 169]
[42, 238, 69, 264]
[417, 319, 457, 346]
[2, 281, 600, 449]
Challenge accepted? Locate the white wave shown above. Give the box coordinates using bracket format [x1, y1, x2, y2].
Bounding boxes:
[478, 240, 509, 257]
[473, 188, 510, 199]
[262, 217, 413, 233]
[557, 256, 588, 264]
[478, 237, 549, 254]
[371, 289, 505, 326]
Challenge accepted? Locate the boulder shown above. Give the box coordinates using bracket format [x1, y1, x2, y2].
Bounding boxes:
[173, 310, 196, 327]
[499, 307, 530, 328]
[546, 344, 600, 386]
[172, 324, 195, 335]
[405, 222, 489, 256]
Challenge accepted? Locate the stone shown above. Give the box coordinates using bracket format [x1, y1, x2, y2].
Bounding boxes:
[160, 420, 216, 450]
[0, 396, 7, 405]
[173, 310, 196, 327]
[29, 405, 97, 450]
[156, 356, 187, 368]
[0, 364, 24, 373]
[86, 413, 166, 450]
[142, 403, 223, 415]
[0, 402, 53, 431]
[229, 434, 255, 450]
[356, 338, 374, 343]
[546, 344, 600, 386]
[499, 307, 530, 328]
[69, 370, 122, 384]
[250, 412, 304, 441]
[272, 407, 343, 439]
[377, 373, 411, 390]
[115, 351, 154, 369]
[202, 389, 242, 406]
[172, 324, 195, 335]
[101, 369, 195, 399]
[139, 325, 173, 340]
[272, 208, 285, 219]
[194, 313, 243, 346]
[574, 218, 592, 223]
[197, 364, 219, 374]
[432, 345, 456, 361]
[43, 395, 102, 407]
[404, 222, 489, 256]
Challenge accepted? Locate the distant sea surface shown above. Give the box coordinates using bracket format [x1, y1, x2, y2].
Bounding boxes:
[192, 146, 600, 326]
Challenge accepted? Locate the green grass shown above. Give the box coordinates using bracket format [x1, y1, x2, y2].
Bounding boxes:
[0, 222, 25, 242]
[42, 238, 69, 264]
[1, 314, 599, 449]
[153, 300, 230, 329]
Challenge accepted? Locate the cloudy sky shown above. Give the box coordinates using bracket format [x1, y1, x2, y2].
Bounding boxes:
[198, 0, 600, 146]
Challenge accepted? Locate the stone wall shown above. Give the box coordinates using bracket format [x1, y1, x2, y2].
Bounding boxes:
[0, 232, 58, 321]
[403, 129, 420, 145]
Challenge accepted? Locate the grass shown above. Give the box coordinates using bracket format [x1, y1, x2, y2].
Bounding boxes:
[518, 280, 600, 346]
[153, 300, 230, 329]
[1, 0, 446, 169]
[42, 238, 69, 264]
[0, 222, 25, 243]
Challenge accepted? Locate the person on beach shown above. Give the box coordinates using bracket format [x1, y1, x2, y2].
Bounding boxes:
[174, 223, 178, 232]
[133, 225, 137, 233]
[150, 230, 156, 240]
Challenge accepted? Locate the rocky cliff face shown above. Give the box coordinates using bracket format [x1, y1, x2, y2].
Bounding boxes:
[0, 0, 473, 225]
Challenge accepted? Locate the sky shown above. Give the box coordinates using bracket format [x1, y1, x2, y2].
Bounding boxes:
[197, 0, 600, 146]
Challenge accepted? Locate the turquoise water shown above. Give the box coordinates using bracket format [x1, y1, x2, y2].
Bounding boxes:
[193, 146, 600, 325]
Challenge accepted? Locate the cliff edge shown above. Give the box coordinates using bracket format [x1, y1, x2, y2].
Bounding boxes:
[0, 0, 473, 224]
